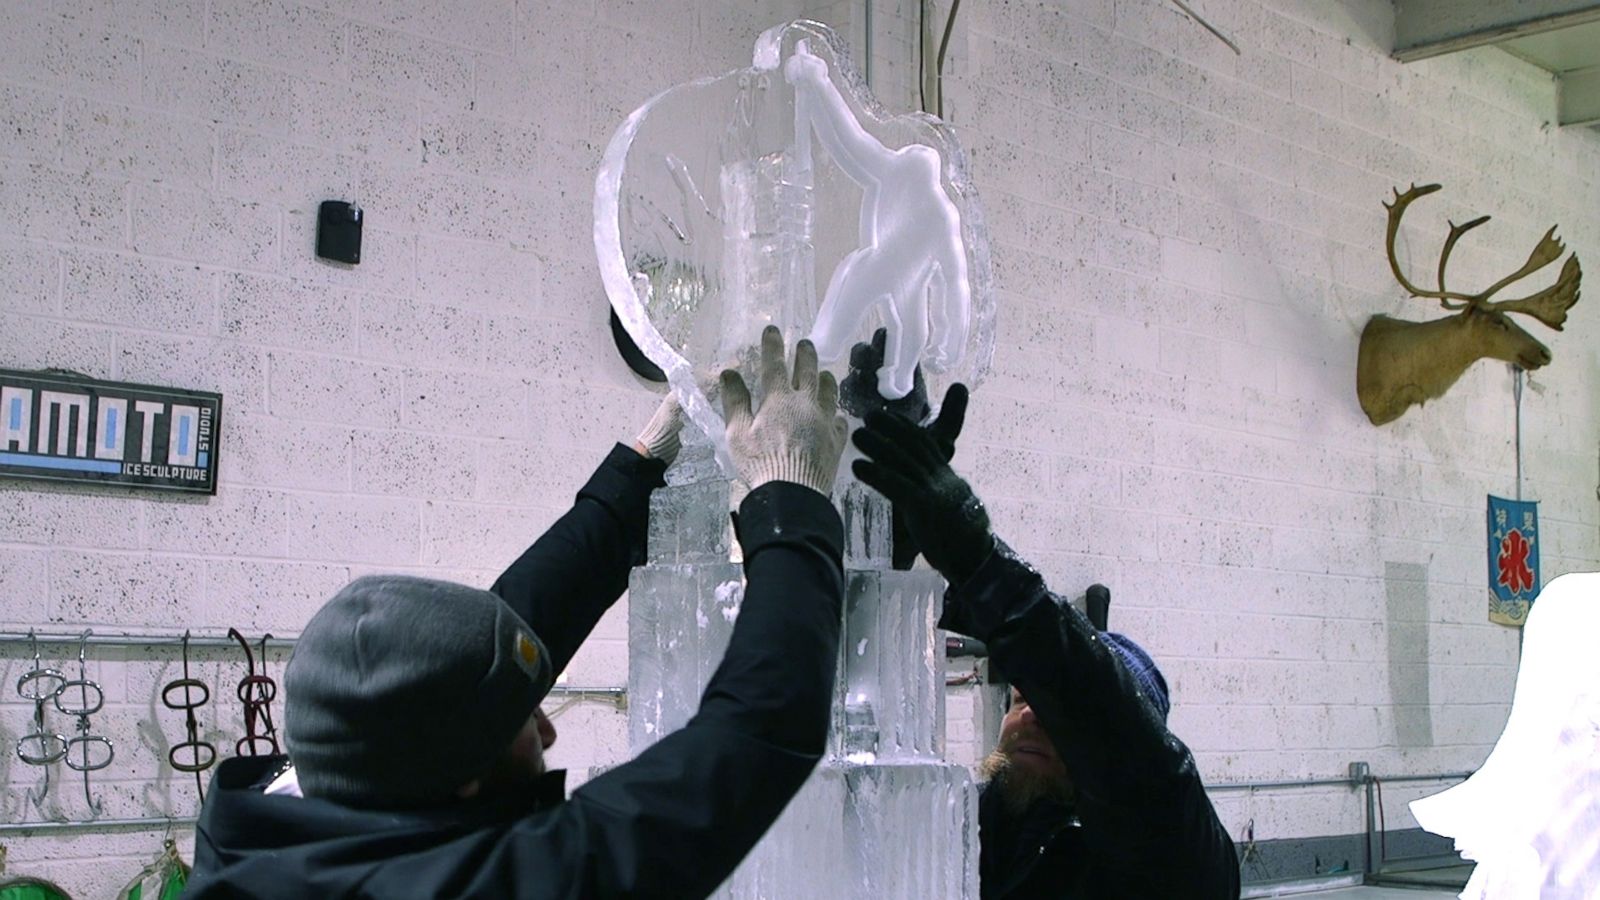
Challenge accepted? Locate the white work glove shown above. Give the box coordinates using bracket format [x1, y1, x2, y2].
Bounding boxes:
[633, 393, 684, 467]
[720, 325, 848, 496]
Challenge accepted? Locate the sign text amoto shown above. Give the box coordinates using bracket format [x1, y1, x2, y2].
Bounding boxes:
[0, 369, 222, 494]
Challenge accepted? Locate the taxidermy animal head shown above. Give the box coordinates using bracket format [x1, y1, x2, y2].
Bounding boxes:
[1356, 183, 1582, 425]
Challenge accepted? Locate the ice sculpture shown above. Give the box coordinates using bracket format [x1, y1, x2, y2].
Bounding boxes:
[604, 19, 987, 898]
[631, 481, 978, 898]
[785, 40, 970, 398]
[1410, 572, 1600, 899]
[594, 19, 993, 477]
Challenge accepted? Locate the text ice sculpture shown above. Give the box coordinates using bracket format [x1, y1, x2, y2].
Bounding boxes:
[1411, 572, 1600, 898]
[595, 19, 993, 477]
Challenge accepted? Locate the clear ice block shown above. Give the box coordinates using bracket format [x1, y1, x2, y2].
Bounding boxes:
[647, 481, 736, 566]
[839, 482, 892, 569]
[627, 561, 745, 750]
[838, 569, 948, 762]
[628, 472, 977, 898]
[709, 762, 977, 899]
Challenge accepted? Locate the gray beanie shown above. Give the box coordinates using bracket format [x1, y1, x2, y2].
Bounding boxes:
[284, 575, 554, 808]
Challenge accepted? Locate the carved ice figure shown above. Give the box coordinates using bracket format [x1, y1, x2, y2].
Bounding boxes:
[594, 19, 993, 478]
[786, 40, 970, 400]
[1410, 572, 1600, 899]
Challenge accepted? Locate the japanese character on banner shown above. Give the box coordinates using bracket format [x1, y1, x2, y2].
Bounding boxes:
[1487, 495, 1541, 627]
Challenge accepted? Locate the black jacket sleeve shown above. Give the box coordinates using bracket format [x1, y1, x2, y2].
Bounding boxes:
[359, 481, 845, 900]
[490, 443, 665, 675]
[942, 540, 1240, 900]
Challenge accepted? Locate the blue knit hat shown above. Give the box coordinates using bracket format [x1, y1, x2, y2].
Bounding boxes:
[1101, 632, 1170, 722]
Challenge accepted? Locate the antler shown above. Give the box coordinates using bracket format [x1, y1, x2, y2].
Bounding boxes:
[1435, 214, 1490, 310]
[1384, 184, 1480, 306]
[1478, 226, 1567, 302]
[1485, 254, 1583, 330]
[1385, 184, 1580, 325]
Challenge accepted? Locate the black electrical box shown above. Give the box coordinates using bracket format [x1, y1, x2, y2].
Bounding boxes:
[317, 200, 363, 264]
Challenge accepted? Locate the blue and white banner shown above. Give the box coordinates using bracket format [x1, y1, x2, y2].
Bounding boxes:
[1, 369, 221, 494]
[1487, 494, 1540, 626]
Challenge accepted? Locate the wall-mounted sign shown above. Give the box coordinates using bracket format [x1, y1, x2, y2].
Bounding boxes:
[1, 369, 221, 494]
[1487, 495, 1540, 627]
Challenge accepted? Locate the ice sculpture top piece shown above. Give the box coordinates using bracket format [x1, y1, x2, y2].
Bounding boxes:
[595, 20, 994, 477]
[1410, 572, 1600, 899]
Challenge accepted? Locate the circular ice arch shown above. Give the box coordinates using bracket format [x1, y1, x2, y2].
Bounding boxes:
[594, 19, 994, 478]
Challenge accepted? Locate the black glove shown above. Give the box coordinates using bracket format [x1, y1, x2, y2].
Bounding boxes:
[892, 383, 969, 569]
[840, 327, 929, 423]
[842, 328, 971, 569]
[852, 401, 994, 586]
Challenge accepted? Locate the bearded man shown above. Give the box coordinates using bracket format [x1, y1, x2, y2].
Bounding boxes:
[852, 394, 1240, 899]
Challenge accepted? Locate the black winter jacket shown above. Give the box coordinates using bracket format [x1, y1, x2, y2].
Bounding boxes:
[942, 540, 1241, 900]
[187, 445, 846, 899]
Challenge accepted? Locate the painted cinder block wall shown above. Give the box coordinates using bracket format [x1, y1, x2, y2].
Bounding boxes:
[943, 0, 1600, 876]
[1, 0, 1597, 893]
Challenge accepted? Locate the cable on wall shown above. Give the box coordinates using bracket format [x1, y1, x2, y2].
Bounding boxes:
[919, 0, 964, 118]
[1168, 0, 1241, 55]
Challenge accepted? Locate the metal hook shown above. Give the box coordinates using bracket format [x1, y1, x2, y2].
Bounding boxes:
[258, 632, 280, 752]
[227, 627, 256, 677]
[17, 629, 67, 814]
[16, 629, 66, 700]
[61, 629, 111, 816]
[229, 628, 279, 755]
[164, 630, 214, 803]
[77, 630, 100, 815]
[26, 764, 52, 813]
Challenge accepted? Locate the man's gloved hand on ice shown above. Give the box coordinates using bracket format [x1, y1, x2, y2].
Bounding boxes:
[721, 325, 849, 496]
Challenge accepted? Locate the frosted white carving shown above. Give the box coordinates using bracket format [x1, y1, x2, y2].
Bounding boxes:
[594, 19, 993, 477]
[1411, 572, 1600, 899]
[785, 39, 971, 400]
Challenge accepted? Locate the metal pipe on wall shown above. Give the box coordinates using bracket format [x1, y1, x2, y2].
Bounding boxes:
[0, 631, 627, 696]
[0, 816, 197, 835]
[1208, 776, 1361, 792]
[1207, 770, 1474, 792]
[1, 630, 291, 651]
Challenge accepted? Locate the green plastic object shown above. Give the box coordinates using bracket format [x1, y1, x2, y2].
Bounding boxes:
[0, 878, 73, 900]
[117, 841, 188, 900]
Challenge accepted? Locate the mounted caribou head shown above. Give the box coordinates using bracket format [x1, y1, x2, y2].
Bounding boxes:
[1356, 183, 1582, 425]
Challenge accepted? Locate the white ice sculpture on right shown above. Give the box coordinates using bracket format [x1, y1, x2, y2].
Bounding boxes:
[1410, 572, 1600, 899]
[786, 39, 970, 400]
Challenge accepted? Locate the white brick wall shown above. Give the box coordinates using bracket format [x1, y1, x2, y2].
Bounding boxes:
[1, 0, 1597, 890]
[952, 0, 1600, 851]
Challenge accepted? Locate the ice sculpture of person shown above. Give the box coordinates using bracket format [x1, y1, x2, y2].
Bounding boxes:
[786, 39, 971, 402]
[1411, 572, 1600, 899]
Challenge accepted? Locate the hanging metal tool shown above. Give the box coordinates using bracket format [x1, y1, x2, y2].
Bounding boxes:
[15, 629, 68, 811]
[228, 629, 280, 756]
[56, 630, 114, 815]
[161, 631, 216, 803]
